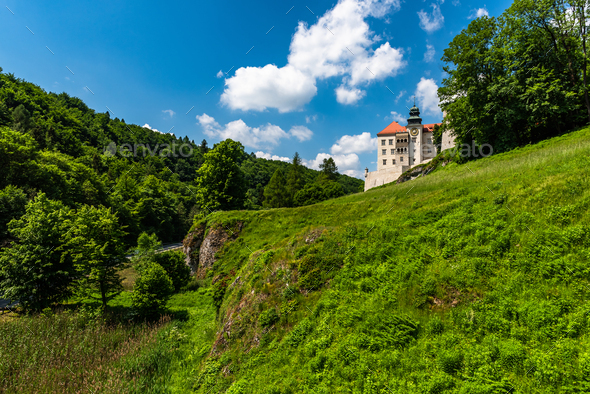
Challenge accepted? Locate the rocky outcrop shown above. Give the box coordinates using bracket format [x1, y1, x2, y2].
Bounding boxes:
[182, 222, 206, 273]
[396, 157, 451, 184]
[182, 221, 244, 278]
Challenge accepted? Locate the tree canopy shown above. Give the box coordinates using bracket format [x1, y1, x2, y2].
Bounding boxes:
[439, 0, 590, 153]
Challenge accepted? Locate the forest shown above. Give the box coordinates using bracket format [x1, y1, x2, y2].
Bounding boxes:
[0, 68, 362, 247]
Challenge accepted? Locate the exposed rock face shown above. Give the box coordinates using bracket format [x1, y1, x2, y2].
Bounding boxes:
[182, 222, 206, 273]
[182, 221, 244, 278]
[396, 158, 451, 184]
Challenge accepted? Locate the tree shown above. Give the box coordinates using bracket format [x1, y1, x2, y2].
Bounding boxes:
[200, 139, 209, 153]
[293, 181, 344, 207]
[132, 262, 174, 316]
[0, 185, 27, 240]
[263, 168, 289, 208]
[286, 152, 305, 206]
[196, 139, 247, 211]
[439, 0, 590, 153]
[62, 205, 127, 309]
[154, 251, 191, 292]
[12, 104, 32, 132]
[0, 193, 74, 310]
[318, 157, 339, 182]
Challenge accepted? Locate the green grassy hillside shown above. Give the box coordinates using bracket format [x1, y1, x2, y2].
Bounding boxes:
[160, 126, 590, 393]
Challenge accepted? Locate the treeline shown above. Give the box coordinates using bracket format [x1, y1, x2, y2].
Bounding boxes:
[0, 68, 362, 247]
[439, 0, 590, 153]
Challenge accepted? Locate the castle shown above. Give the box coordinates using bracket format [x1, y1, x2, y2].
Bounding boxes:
[364, 105, 455, 191]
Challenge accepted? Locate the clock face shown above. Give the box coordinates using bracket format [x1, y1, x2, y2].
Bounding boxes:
[410, 128, 419, 136]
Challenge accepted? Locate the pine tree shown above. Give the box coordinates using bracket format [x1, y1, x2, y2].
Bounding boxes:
[286, 152, 305, 206]
[263, 168, 288, 208]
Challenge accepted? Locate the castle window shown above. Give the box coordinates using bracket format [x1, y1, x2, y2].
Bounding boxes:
[412, 138, 416, 143]
[392, 159, 396, 164]
[400, 156, 403, 162]
[389, 139, 393, 145]
[382, 149, 386, 155]
[390, 149, 395, 155]
[381, 139, 385, 146]
[382, 159, 387, 165]
[413, 158, 416, 162]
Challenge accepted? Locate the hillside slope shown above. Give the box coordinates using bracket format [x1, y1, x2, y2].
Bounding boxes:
[170, 126, 590, 394]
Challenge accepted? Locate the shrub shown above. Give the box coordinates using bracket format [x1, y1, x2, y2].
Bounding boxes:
[259, 308, 279, 328]
[132, 263, 174, 316]
[438, 350, 463, 375]
[154, 251, 191, 292]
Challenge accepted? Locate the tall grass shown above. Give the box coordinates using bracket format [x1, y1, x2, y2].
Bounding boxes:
[0, 310, 171, 393]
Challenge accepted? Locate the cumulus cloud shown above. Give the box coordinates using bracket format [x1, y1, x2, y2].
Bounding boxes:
[303, 152, 363, 178]
[468, 7, 489, 19]
[424, 44, 435, 62]
[162, 109, 175, 118]
[418, 3, 445, 33]
[388, 111, 406, 123]
[255, 151, 291, 162]
[335, 85, 366, 105]
[222, 0, 405, 112]
[143, 123, 161, 133]
[330, 132, 376, 155]
[289, 125, 314, 142]
[415, 77, 441, 116]
[220, 65, 317, 113]
[196, 113, 313, 149]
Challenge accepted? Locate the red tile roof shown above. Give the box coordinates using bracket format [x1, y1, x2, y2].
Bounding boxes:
[376, 122, 442, 136]
[377, 121, 406, 136]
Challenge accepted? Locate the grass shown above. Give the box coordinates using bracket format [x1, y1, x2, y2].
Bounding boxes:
[170, 126, 590, 393]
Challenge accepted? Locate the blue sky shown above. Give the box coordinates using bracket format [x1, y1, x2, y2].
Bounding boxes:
[1, 0, 512, 177]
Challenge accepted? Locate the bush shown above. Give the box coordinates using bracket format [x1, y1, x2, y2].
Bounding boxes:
[438, 350, 463, 375]
[259, 308, 279, 328]
[154, 251, 191, 292]
[132, 263, 174, 316]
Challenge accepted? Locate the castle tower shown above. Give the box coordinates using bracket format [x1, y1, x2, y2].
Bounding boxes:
[406, 103, 423, 165]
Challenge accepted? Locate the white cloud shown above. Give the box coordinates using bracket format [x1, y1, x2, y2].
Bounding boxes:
[395, 90, 406, 103]
[222, 0, 405, 112]
[289, 125, 314, 142]
[335, 85, 366, 105]
[303, 152, 363, 178]
[418, 3, 445, 33]
[196, 113, 312, 149]
[468, 7, 489, 19]
[415, 77, 441, 116]
[388, 111, 406, 123]
[220, 64, 317, 113]
[330, 132, 376, 155]
[305, 114, 318, 124]
[162, 109, 175, 118]
[424, 44, 435, 62]
[216, 70, 224, 78]
[255, 151, 291, 162]
[142, 123, 161, 133]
